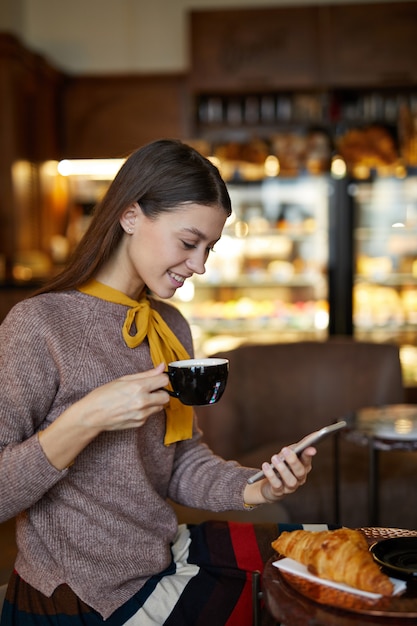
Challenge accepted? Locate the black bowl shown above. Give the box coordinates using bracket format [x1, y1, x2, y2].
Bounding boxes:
[371, 537, 417, 580]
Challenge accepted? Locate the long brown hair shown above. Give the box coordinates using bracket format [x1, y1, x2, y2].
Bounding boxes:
[36, 139, 232, 294]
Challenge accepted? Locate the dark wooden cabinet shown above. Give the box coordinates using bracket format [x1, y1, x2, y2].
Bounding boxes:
[31, 60, 62, 161]
[0, 34, 61, 162]
[190, 6, 321, 92]
[190, 2, 417, 93]
[0, 34, 61, 281]
[61, 73, 189, 158]
[320, 2, 417, 87]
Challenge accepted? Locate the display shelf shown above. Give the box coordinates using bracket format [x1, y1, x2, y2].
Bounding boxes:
[355, 274, 417, 287]
[192, 276, 325, 289]
[175, 297, 328, 358]
[355, 327, 417, 340]
[355, 227, 417, 237]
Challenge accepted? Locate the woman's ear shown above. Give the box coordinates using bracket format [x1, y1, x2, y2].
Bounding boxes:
[120, 203, 139, 234]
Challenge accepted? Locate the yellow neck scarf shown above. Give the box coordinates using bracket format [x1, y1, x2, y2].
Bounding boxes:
[78, 279, 192, 445]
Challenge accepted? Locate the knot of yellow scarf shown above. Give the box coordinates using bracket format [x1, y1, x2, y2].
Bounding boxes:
[78, 279, 192, 445]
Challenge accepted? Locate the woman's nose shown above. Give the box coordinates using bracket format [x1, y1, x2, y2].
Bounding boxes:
[186, 251, 206, 275]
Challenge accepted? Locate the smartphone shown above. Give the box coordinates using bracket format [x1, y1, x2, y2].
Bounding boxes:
[246, 420, 347, 484]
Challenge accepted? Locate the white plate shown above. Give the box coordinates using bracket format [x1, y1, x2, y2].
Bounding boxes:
[273, 557, 406, 599]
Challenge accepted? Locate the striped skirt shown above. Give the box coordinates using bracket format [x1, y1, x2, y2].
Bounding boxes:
[0, 522, 327, 625]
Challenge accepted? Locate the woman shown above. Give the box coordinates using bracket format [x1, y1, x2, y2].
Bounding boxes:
[0, 139, 315, 625]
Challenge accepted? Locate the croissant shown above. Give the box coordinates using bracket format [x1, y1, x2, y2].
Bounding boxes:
[272, 528, 393, 595]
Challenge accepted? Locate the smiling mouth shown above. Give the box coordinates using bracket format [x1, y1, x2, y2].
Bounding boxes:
[168, 270, 186, 286]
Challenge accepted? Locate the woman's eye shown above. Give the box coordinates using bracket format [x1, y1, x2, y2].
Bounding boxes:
[181, 240, 197, 250]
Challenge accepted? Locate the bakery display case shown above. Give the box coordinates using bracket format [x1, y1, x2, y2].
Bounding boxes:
[351, 172, 417, 387]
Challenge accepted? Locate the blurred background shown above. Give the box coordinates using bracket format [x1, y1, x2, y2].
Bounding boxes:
[1, 0, 417, 396]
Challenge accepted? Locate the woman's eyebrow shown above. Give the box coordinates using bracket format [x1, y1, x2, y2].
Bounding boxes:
[181, 226, 221, 247]
[182, 226, 207, 240]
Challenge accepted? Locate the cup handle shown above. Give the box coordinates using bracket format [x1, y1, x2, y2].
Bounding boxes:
[163, 371, 178, 398]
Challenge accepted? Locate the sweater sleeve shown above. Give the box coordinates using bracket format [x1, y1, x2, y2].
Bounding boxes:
[167, 425, 256, 511]
[0, 302, 69, 522]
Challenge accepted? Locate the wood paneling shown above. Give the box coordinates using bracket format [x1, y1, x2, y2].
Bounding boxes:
[61, 74, 189, 158]
[320, 2, 417, 87]
[0, 33, 61, 161]
[189, 6, 321, 92]
[190, 3, 417, 93]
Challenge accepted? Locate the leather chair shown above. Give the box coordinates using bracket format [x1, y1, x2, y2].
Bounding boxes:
[191, 338, 416, 529]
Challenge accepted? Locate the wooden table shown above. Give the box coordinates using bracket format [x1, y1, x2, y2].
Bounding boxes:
[262, 527, 417, 626]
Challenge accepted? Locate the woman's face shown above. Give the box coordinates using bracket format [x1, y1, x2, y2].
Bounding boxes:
[118, 202, 227, 299]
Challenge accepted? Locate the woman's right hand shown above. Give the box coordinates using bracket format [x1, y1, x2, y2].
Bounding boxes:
[77, 363, 170, 432]
[38, 363, 170, 470]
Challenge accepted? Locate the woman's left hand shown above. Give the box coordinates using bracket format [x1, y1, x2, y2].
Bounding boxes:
[243, 446, 316, 506]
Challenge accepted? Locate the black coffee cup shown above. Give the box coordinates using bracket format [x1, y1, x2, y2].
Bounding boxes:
[166, 358, 229, 406]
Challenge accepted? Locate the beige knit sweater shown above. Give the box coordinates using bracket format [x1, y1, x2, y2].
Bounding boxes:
[0, 290, 253, 618]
